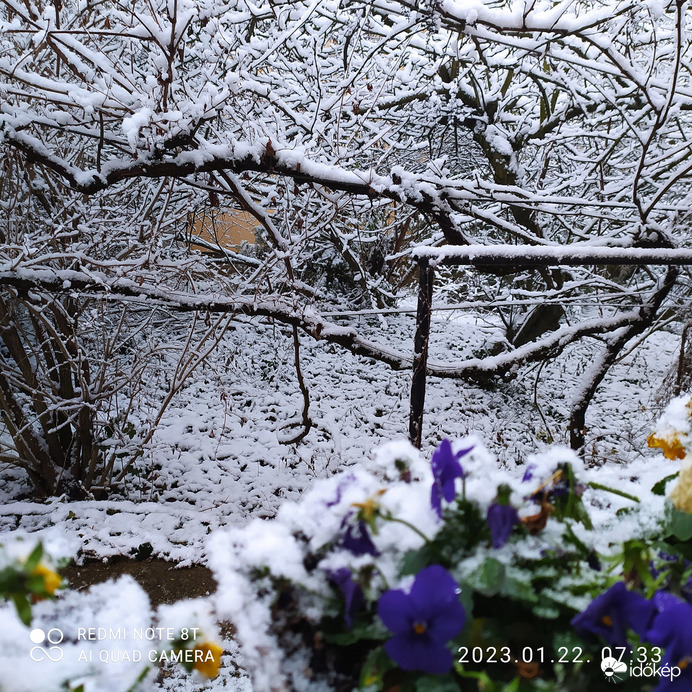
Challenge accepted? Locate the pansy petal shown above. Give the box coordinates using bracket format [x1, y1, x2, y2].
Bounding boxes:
[431, 439, 454, 475]
[426, 599, 466, 642]
[409, 565, 460, 611]
[457, 445, 475, 460]
[432, 440, 463, 486]
[386, 633, 453, 675]
[652, 663, 692, 692]
[571, 582, 655, 647]
[328, 568, 363, 629]
[442, 477, 458, 502]
[487, 504, 520, 549]
[648, 592, 692, 666]
[378, 589, 413, 634]
[430, 440, 466, 514]
[430, 485, 443, 518]
[522, 464, 537, 482]
[342, 520, 379, 556]
[624, 590, 657, 640]
[379, 565, 465, 674]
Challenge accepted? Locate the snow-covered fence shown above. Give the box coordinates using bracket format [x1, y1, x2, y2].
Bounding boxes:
[408, 246, 692, 449]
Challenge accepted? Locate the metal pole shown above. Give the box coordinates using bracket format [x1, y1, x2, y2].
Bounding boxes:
[409, 259, 434, 448]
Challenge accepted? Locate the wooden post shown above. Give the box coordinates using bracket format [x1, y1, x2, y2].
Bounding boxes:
[409, 259, 434, 448]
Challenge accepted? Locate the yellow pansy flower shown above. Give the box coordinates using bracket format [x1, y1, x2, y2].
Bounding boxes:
[193, 641, 223, 679]
[648, 433, 686, 461]
[32, 564, 62, 595]
[352, 488, 387, 522]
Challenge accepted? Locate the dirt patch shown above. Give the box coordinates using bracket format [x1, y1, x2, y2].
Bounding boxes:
[61, 558, 217, 606]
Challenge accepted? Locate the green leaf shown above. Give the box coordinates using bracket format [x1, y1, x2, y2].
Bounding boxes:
[572, 499, 594, 531]
[0, 566, 22, 595]
[551, 464, 593, 529]
[457, 580, 474, 621]
[400, 545, 433, 577]
[665, 501, 692, 541]
[622, 540, 655, 590]
[324, 619, 388, 646]
[465, 557, 505, 596]
[503, 572, 538, 604]
[414, 673, 460, 691]
[26, 574, 48, 594]
[562, 523, 590, 558]
[418, 500, 489, 567]
[359, 645, 395, 689]
[124, 666, 150, 692]
[652, 473, 679, 496]
[532, 599, 561, 619]
[588, 481, 640, 503]
[454, 663, 497, 689]
[24, 543, 43, 573]
[11, 593, 32, 626]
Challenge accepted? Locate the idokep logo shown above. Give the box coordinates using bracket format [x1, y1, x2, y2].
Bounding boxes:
[29, 628, 64, 662]
[601, 655, 627, 683]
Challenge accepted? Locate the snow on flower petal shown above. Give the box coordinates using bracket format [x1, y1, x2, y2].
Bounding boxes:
[648, 394, 692, 460]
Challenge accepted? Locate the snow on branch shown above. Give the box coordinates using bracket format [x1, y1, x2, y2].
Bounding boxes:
[0, 266, 664, 384]
[413, 245, 692, 267]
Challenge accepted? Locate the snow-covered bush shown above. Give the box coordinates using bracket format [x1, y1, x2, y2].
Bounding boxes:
[2, 0, 691, 476]
[208, 410, 692, 692]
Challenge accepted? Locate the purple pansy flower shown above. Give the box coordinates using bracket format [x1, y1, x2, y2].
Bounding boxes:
[486, 484, 520, 549]
[377, 564, 465, 674]
[521, 464, 537, 483]
[342, 519, 379, 557]
[571, 582, 656, 647]
[644, 591, 692, 691]
[650, 667, 692, 692]
[647, 592, 692, 668]
[329, 568, 364, 629]
[430, 439, 473, 518]
[326, 473, 356, 508]
[487, 502, 520, 549]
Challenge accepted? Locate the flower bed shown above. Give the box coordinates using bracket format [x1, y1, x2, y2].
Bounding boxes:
[5, 396, 692, 691]
[208, 397, 692, 691]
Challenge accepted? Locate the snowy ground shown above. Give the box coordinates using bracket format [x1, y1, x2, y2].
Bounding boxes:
[0, 309, 682, 689]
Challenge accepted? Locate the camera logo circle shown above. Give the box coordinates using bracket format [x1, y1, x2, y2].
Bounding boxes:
[30, 628, 64, 662]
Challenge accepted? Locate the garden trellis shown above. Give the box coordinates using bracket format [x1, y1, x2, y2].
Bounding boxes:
[408, 245, 692, 449]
